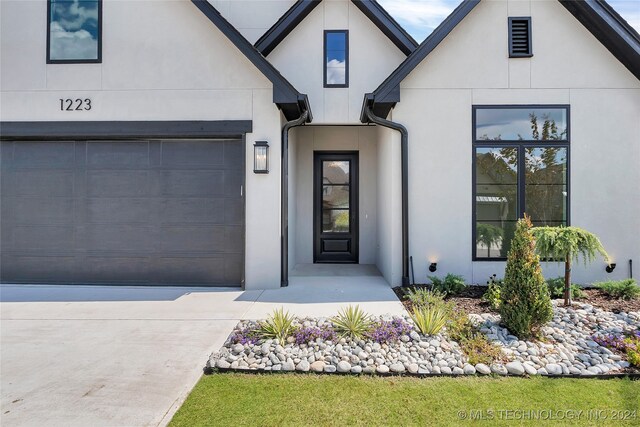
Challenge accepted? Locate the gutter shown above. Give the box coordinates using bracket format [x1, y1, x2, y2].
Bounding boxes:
[362, 96, 410, 286]
[281, 108, 310, 287]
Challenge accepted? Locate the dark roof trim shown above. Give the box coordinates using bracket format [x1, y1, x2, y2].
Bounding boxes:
[254, 0, 418, 57]
[255, 0, 322, 56]
[191, 0, 311, 121]
[559, 0, 640, 80]
[0, 120, 253, 140]
[361, 0, 479, 120]
[351, 0, 418, 55]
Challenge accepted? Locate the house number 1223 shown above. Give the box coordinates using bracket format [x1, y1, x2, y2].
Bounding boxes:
[59, 98, 91, 111]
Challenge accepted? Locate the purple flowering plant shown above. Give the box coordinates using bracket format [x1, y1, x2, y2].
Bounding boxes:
[293, 325, 337, 345]
[229, 325, 261, 345]
[366, 317, 413, 343]
[593, 329, 640, 368]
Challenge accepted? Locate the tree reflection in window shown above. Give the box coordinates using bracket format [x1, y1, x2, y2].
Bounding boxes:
[474, 106, 569, 259]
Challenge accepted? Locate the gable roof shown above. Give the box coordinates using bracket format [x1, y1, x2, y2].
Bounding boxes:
[191, 0, 311, 121]
[362, 0, 640, 121]
[254, 0, 419, 57]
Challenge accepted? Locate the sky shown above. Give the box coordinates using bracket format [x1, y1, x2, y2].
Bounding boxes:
[378, 0, 640, 42]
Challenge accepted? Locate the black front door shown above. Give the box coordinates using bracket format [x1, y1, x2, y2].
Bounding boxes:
[314, 152, 358, 263]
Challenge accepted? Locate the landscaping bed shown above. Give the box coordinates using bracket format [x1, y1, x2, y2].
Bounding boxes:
[395, 285, 640, 315]
[207, 302, 639, 377]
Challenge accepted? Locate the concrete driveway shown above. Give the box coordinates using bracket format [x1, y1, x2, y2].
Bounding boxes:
[0, 279, 404, 427]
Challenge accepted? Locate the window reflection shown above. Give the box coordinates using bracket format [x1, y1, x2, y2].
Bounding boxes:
[476, 108, 567, 141]
[325, 31, 347, 86]
[49, 0, 100, 61]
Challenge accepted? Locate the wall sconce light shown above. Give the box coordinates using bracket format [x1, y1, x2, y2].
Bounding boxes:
[605, 263, 616, 273]
[429, 262, 438, 273]
[253, 141, 269, 174]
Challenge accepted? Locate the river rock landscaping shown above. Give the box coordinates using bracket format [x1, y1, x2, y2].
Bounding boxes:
[207, 301, 639, 377]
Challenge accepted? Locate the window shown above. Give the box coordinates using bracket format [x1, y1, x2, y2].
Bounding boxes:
[47, 0, 102, 63]
[324, 30, 348, 88]
[473, 106, 569, 259]
[509, 17, 532, 57]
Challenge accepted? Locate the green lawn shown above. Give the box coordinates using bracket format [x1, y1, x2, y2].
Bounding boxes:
[170, 373, 639, 426]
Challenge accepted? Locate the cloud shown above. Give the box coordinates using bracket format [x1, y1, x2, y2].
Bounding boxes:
[49, 21, 98, 60]
[378, 0, 461, 41]
[52, 0, 99, 32]
[326, 59, 346, 85]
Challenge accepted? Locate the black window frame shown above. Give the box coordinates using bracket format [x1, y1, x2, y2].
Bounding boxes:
[323, 30, 349, 88]
[472, 105, 570, 261]
[508, 16, 533, 58]
[47, 0, 103, 64]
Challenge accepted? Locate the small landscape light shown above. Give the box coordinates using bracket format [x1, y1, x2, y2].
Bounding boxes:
[605, 263, 616, 273]
[429, 262, 437, 273]
[253, 141, 269, 174]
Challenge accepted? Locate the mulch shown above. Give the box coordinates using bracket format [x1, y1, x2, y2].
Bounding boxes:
[394, 285, 640, 314]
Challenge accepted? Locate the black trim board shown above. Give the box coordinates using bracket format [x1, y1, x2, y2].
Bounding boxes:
[559, 0, 640, 80]
[0, 121, 253, 140]
[255, 0, 322, 57]
[254, 0, 418, 57]
[191, 0, 311, 122]
[351, 0, 418, 56]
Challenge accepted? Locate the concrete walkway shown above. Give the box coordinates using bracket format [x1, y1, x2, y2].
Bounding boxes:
[0, 279, 404, 427]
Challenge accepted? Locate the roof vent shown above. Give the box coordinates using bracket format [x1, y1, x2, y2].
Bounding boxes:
[509, 17, 532, 57]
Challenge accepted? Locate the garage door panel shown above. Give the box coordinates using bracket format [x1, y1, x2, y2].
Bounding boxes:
[156, 256, 227, 284]
[224, 225, 244, 253]
[225, 255, 243, 283]
[86, 198, 151, 224]
[224, 198, 244, 224]
[80, 256, 150, 283]
[160, 198, 226, 224]
[224, 170, 244, 197]
[159, 170, 225, 197]
[4, 197, 75, 225]
[1, 255, 77, 283]
[87, 141, 149, 169]
[3, 170, 74, 197]
[161, 140, 225, 167]
[11, 225, 75, 251]
[87, 170, 151, 197]
[82, 224, 155, 252]
[1, 139, 244, 286]
[223, 140, 244, 166]
[12, 142, 76, 169]
[160, 226, 226, 252]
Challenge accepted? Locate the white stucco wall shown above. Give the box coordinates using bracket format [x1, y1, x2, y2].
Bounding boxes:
[394, 0, 640, 285]
[292, 126, 378, 266]
[376, 125, 403, 285]
[267, 0, 407, 123]
[210, 0, 296, 43]
[0, 0, 286, 289]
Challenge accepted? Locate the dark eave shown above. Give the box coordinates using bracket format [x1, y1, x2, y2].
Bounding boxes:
[559, 0, 640, 80]
[191, 0, 311, 121]
[361, 0, 480, 121]
[254, 0, 418, 57]
[255, 0, 322, 57]
[351, 0, 418, 55]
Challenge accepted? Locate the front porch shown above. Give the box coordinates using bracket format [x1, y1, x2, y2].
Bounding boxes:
[286, 125, 404, 287]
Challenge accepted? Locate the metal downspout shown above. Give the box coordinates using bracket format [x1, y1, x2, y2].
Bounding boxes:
[364, 104, 411, 286]
[281, 109, 309, 287]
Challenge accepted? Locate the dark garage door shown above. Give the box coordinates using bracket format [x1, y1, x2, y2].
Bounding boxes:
[0, 139, 244, 286]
